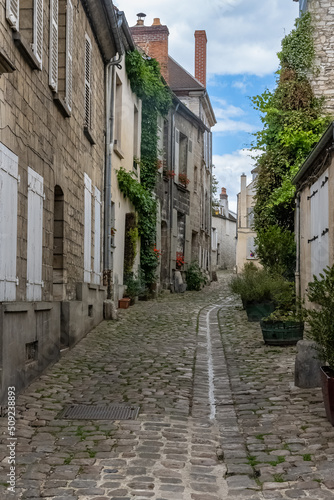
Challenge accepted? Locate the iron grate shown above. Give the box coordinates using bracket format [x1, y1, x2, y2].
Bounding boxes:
[57, 404, 140, 420]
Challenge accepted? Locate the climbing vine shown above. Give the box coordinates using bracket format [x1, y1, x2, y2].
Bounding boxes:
[117, 50, 172, 289]
[252, 12, 330, 277]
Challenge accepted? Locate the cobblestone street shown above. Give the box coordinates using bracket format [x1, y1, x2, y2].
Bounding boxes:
[1, 272, 334, 500]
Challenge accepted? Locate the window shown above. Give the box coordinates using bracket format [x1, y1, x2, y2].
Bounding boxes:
[309, 170, 329, 278]
[194, 166, 198, 193]
[247, 207, 254, 228]
[93, 187, 101, 285]
[84, 173, 92, 283]
[246, 237, 256, 260]
[84, 34, 92, 129]
[133, 105, 139, 166]
[27, 167, 44, 301]
[49, 0, 58, 91]
[179, 132, 188, 178]
[65, 0, 73, 110]
[0, 144, 19, 301]
[7, 0, 43, 69]
[212, 227, 217, 250]
[174, 128, 180, 178]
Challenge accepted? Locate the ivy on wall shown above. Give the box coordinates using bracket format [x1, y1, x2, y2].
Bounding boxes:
[251, 12, 330, 277]
[117, 50, 172, 288]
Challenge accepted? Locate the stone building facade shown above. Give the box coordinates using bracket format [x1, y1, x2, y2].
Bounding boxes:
[293, 0, 334, 114]
[236, 172, 261, 273]
[0, 0, 134, 401]
[212, 188, 237, 271]
[293, 121, 334, 300]
[130, 16, 216, 290]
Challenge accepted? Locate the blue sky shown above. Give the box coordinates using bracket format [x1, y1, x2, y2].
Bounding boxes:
[115, 0, 299, 212]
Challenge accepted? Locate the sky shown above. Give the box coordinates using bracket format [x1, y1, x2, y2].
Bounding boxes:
[114, 0, 300, 213]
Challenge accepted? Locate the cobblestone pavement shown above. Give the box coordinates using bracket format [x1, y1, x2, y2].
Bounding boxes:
[0, 272, 333, 500]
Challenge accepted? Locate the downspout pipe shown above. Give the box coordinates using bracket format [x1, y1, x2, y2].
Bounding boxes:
[104, 51, 123, 300]
[169, 102, 180, 287]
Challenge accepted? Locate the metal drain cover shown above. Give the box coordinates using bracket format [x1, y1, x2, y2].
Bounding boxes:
[57, 404, 140, 420]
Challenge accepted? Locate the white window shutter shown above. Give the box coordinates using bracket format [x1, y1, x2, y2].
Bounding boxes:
[33, 0, 43, 68]
[0, 144, 19, 301]
[27, 168, 44, 301]
[174, 128, 179, 178]
[65, 0, 73, 111]
[93, 187, 101, 284]
[310, 178, 320, 278]
[318, 170, 329, 276]
[49, 0, 58, 91]
[6, 0, 19, 31]
[84, 173, 92, 283]
[85, 35, 92, 128]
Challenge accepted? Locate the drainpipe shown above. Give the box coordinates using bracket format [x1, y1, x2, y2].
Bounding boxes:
[104, 53, 123, 299]
[295, 191, 301, 299]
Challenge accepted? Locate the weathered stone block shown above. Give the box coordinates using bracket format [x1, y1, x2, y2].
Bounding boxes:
[294, 340, 322, 388]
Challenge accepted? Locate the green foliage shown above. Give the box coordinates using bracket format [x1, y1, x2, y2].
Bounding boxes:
[305, 265, 334, 368]
[186, 262, 208, 291]
[252, 12, 330, 272]
[124, 274, 142, 300]
[229, 265, 274, 303]
[255, 226, 296, 280]
[123, 50, 172, 288]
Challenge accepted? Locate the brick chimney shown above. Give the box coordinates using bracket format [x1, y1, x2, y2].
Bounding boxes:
[194, 30, 207, 87]
[130, 15, 169, 83]
[219, 187, 229, 216]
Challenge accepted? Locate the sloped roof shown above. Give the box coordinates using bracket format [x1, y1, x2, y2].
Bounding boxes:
[168, 56, 204, 91]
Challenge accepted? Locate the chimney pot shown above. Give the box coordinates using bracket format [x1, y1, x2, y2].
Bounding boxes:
[152, 18, 161, 25]
[136, 12, 146, 25]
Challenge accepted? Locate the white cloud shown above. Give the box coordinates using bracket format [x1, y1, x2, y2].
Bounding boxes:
[115, 0, 298, 77]
[212, 149, 262, 212]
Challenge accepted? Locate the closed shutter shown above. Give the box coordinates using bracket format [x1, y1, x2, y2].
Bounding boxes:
[27, 168, 44, 301]
[309, 178, 320, 278]
[174, 128, 179, 178]
[84, 35, 92, 128]
[0, 144, 19, 301]
[84, 173, 92, 283]
[246, 236, 256, 260]
[65, 0, 73, 110]
[33, 0, 43, 68]
[6, 0, 19, 30]
[318, 170, 329, 276]
[49, 0, 58, 91]
[93, 186, 101, 285]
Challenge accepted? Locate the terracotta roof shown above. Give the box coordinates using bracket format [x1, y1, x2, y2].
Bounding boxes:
[168, 56, 204, 91]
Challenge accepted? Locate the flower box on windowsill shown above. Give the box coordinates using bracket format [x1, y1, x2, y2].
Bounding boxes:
[118, 297, 131, 309]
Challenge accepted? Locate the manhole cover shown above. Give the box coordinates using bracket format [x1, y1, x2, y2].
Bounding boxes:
[57, 404, 140, 420]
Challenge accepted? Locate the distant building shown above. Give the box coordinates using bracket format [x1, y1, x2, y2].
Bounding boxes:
[211, 188, 237, 271]
[236, 172, 261, 272]
[130, 16, 216, 290]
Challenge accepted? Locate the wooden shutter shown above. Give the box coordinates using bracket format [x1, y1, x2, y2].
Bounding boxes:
[6, 0, 19, 31]
[49, 0, 58, 91]
[85, 35, 92, 128]
[310, 177, 320, 278]
[65, 0, 73, 110]
[0, 144, 19, 301]
[84, 173, 92, 283]
[27, 168, 44, 301]
[318, 170, 329, 276]
[93, 186, 101, 284]
[174, 128, 179, 178]
[33, 0, 43, 68]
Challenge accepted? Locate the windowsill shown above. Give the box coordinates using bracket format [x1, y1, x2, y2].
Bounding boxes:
[0, 49, 15, 74]
[176, 183, 189, 193]
[113, 141, 124, 159]
[84, 126, 96, 145]
[54, 94, 71, 118]
[12, 32, 41, 70]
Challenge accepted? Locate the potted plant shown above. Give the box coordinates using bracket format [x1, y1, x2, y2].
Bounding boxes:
[259, 278, 304, 345]
[229, 263, 275, 321]
[124, 274, 142, 305]
[305, 265, 334, 425]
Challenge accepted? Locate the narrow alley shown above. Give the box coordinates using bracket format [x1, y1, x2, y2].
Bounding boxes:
[1, 273, 333, 500]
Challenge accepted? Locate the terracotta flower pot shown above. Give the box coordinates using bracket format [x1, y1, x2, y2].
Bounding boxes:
[320, 366, 334, 426]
